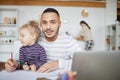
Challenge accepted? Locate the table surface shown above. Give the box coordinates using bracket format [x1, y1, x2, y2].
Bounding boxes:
[0, 62, 65, 80]
[0, 69, 65, 80]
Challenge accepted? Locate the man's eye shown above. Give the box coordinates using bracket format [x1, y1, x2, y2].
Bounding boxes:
[51, 21, 55, 24]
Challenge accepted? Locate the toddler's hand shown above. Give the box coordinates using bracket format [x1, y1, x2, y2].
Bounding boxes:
[30, 64, 36, 72]
[22, 62, 30, 71]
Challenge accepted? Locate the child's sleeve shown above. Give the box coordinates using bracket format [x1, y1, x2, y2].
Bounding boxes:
[35, 47, 47, 69]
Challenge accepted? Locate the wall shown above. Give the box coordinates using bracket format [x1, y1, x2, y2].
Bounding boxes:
[106, 0, 117, 25]
[0, 5, 106, 60]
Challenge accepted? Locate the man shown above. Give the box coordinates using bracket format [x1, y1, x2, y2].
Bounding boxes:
[5, 8, 82, 73]
[37, 8, 82, 72]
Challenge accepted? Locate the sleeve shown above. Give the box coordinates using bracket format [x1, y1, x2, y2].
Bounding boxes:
[19, 47, 25, 67]
[79, 28, 85, 36]
[58, 36, 83, 70]
[35, 47, 47, 69]
[58, 58, 72, 70]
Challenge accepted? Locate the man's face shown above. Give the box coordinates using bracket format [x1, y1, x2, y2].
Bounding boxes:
[40, 12, 61, 41]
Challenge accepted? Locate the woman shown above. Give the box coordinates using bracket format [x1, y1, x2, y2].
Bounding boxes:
[77, 20, 94, 51]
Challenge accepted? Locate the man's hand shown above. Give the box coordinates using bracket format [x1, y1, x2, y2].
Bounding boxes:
[5, 59, 18, 72]
[37, 60, 58, 73]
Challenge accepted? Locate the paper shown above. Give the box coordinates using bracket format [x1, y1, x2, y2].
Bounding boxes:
[35, 69, 65, 80]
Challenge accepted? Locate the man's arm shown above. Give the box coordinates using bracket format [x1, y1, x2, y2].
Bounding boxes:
[37, 60, 58, 73]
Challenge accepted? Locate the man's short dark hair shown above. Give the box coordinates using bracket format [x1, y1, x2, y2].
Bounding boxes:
[42, 8, 60, 17]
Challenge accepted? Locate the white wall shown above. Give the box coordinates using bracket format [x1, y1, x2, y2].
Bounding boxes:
[106, 0, 117, 25]
[0, 5, 106, 53]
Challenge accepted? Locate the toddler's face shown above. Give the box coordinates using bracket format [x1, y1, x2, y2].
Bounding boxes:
[19, 29, 33, 46]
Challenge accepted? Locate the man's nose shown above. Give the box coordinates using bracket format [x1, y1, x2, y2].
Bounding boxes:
[46, 23, 51, 29]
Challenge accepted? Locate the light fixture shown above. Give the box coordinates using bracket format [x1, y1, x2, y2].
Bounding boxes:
[81, 9, 89, 17]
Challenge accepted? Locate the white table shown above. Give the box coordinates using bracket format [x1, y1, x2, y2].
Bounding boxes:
[0, 69, 64, 80]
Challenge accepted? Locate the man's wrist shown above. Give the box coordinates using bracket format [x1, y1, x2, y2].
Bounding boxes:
[16, 60, 21, 69]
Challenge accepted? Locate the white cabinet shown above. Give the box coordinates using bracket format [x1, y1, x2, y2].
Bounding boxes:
[106, 23, 120, 51]
[0, 8, 18, 62]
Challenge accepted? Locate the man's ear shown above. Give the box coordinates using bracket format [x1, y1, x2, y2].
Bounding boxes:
[59, 21, 61, 28]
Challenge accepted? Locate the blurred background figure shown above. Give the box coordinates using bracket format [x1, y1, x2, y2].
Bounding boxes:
[76, 20, 94, 51]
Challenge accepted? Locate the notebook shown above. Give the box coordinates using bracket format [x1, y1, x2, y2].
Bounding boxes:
[72, 51, 120, 80]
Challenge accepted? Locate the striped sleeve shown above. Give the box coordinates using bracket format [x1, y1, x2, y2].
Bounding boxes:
[19, 47, 26, 67]
[34, 45, 47, 69]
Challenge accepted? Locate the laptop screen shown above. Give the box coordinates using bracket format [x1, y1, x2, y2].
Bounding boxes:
[72, 51, 120, 80]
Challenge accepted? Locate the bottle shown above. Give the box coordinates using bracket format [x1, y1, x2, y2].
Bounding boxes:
[11, 17, 16, 24]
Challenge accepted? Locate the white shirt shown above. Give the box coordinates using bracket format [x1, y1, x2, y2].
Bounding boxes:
[78, 25, 93, 41]
[39, 33, 82, 70]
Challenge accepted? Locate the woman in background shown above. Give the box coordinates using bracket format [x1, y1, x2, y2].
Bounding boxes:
[77, 20, 94, 51]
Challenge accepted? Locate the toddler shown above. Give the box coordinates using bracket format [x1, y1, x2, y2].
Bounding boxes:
[19, 20, 47, 72]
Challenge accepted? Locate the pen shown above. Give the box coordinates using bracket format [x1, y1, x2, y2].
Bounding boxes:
[62, 72, 69, 80]
[10, 52, 16, 67]
[11, 52, 13, 62]
[67, 71, 76, 80]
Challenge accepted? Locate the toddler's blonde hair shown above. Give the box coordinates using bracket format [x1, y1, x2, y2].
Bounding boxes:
[20, 20, 41, 41]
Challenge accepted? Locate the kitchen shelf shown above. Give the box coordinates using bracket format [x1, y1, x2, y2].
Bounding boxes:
[0, 8, 18, 61]
[106, 23, 120, 51]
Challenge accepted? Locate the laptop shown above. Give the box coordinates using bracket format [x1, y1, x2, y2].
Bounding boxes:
[72, 51, 120, 80]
